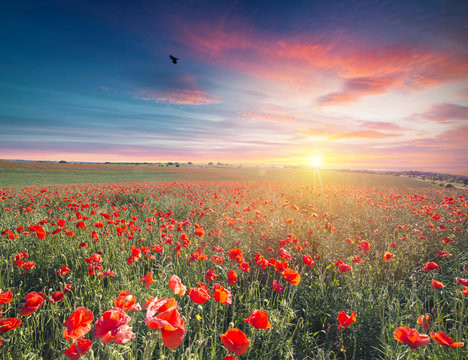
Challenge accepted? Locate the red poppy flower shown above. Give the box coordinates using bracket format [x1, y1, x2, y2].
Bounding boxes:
[227, 248, 243, 261]
[227, 270, 238, 285]
[64, 284, 72, 293]
[272, 280, 284, 294]
[29, 224, 46, 239]
[430, 280, 444, 289]
[145, 297, 185, 348]
[114, 291, 140, 312]
[140, 272, 156, 289]
[335, 259, 352, 273]
[63, 338, 93, 360]
[357, 241, 370, 253]
[0, 290, 13, 304]
[63, 307, 94, 340]
[94, 307, 135, 344]
[221, 328, 250, 356]
[213, 284, 232, 305]
[168, 275, 186, 296]
[382, 252, 393, 262]
[462, 286, 468, 295]
[430, 332, 464, 348]
[422, 262, 439, 272]
[243, 310, 272, 329]
[194, 228, 205, 237]
[0, 318, 22, 333]
[56, 266, 71, 276]
[352, 255, 364, 263]
[188, 282, 211, 304]
[205, 268, 217, 281]
[23, 261, 36, 271]
[456, 277, 468, 286]
[50, 291, 64, 304]
[417, 314, 430, 332]
[393, 327, 431, 350]
[20, 292, 46, 316]
[302, 255, 315, 268]
[278, 248, 292, 260]
[337, 311, 356, 331]
[282, 268, 301, 285]
[238, 261, 251, 273]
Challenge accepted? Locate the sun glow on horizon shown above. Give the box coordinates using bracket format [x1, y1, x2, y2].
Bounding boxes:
[308, 155, 324, 169]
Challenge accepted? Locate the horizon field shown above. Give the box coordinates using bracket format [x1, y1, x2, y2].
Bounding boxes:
[0, 160, 433, 188]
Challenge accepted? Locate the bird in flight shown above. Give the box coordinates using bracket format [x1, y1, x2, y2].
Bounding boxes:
[169, 55, 179, 64]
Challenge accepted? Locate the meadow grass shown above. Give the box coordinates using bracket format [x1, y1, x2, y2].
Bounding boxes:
[0, 165, 466, 359]
[0, 160, 429, 188]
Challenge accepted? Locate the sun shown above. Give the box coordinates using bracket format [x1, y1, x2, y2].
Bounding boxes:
[308, 155, 323, 168]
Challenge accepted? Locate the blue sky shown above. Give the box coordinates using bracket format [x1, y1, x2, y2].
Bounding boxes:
[1, 0, 467, 174]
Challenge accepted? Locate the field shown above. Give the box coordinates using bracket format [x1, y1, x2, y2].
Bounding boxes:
[0, 161, 466, 359]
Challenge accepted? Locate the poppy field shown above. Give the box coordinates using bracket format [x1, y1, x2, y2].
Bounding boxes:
[0, 179, 466, 359]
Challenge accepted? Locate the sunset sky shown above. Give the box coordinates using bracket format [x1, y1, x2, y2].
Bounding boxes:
[1, 0, 467, 174]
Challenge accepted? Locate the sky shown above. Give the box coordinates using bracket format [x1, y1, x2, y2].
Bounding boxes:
[1, 0, 467, 175]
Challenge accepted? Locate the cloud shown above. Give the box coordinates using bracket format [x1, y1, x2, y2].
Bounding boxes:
[301, 127, 399, 139]
[409, 103, 468, 124]
[135, 89, 221, 105]
[173, 17, 468, 104]
[317, 76, 399, 105]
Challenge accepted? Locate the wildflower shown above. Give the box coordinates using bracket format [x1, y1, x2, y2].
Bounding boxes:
[94, 308, 135, 344]
[302, 255, 315, 268]
[188, 282, 211, 304]
[337, 311, 356, 331]
[282, 268, 301, 285]
[422, 262, 439, 272]
[145, 297, 185, 348]
[0, 290, 13, 304]
[357, 241, 370, 253]
[63, 338, 92, 360]
[417, 314, 430, 332]
[213, 284, 232, 305]
[238, 261, 251, 273]
[168, 275, 187, 296]
[244, 310, 272, 329]
[430, 280, 444, 289]
[0, 318, 22, 334]
[227, 270, 238, 285]
[57, 266, 71, 276]
[140, 273, 156, 289]
[20, 292, 46, 316]
[220, 328, 250, 356]
[50, 291, 64, 304]
[63, 307, 94, 340]
[430, 332, 464, 348]
[393, 327, 431, 350]
[335, 259, 352, 273]
[272, 280, 284, 294]
[205, 268, 217, 281]
[382, 252, 393, 262]
[114, 291, 141, 312]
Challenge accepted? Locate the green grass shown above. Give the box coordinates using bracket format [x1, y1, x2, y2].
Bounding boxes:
[0, 160, 429, 188]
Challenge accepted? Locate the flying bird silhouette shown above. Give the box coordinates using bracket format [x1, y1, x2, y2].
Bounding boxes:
[169, 55, 179, 64]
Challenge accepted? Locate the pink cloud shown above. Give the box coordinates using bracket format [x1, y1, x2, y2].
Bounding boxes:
[409, 103, 468, 124]
[174, 18, 468, 103]
[357, 121, 406, 131]
[317, 76, 400, 105]
[302, 127, 399, 139]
